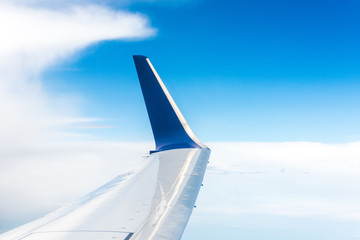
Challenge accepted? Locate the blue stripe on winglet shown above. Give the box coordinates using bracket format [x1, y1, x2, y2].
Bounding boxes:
[133, 55, 203, 153]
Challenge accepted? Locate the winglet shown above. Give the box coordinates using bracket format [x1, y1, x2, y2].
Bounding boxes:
[133, 55, 205, 153]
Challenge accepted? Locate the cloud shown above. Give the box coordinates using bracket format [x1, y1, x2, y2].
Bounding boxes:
[0, 141, 152, 231]
[196, 142, 360, 222]
[0, 2, 155, 148]
[182, 142, 360, 239]
[208, 141, 360, 176]
[0, 3, 154, 73]
[0, 1, 155, 231]
[2, 141, 360, 235]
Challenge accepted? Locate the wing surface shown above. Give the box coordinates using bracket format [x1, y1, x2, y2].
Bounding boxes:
[0, 56, 210, 240]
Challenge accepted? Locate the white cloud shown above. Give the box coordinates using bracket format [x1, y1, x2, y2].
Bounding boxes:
[0, 3, 154, 73]
[2, 141, 360, 235]
[195, 142, 360, 222]
[0, 1, 155, 231]
[182, 142, 360, 239]
[0, 1, 155, 148]
[0, 141, 152, 230]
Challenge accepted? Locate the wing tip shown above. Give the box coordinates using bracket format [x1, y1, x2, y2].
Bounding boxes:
[133, 55, 206, 153]
[133, 55, 148, 61]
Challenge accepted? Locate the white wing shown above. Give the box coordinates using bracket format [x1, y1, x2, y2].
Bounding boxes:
[0, 56, 210, 240]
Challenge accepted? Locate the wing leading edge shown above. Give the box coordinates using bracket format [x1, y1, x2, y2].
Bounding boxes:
[0, 56, 210, 240]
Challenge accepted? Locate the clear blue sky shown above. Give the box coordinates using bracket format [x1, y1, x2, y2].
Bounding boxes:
[44, 0, 360, 143]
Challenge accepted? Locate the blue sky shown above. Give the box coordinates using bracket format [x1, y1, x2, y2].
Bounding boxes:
[43, 0, 360, 143]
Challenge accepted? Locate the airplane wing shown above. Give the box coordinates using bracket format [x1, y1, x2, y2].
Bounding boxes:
[0, 56, 210, 240]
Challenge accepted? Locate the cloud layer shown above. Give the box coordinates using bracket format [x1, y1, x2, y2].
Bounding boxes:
[184, 142, 360, 239]
[0, 1, 155, 231]
[204, 142, 360, 220]
[0, 2, 155, 149]
[1, 141, 360, 238]
[0, 141, 152, 231]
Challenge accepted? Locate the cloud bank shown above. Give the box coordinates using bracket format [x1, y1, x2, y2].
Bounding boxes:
[204, 142, 360, 221]
[0, 0, 155, 231]
[1, 141, 360, 238]
[183, 142, 360, 239]
[0, 141, 152, 231]
[0, 2, 155, 149]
